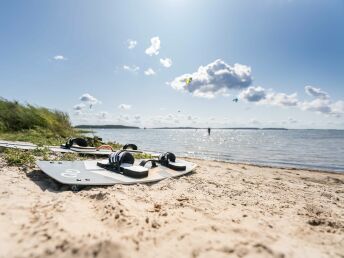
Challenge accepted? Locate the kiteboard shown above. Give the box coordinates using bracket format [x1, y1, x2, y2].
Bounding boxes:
[0, 140, 152, 156]
[36, 159, 196, 187]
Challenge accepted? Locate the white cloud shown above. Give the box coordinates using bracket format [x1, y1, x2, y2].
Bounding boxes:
[145, 36, 160, 56]
[123, 65, 140, 73]
[53, 55, 67, 61]
[170, 59, 252, 98]
[160, 58, 172, 68]
[300, 87, 344, 116]
[305, 85, 329, 99]
[127, 39, 137, 49]
[239, 86, 266, 102]
[240, 86, 298, 107]
[79, 93, 100, 104]
[331, 101, 344, 115]
[300, 98, 332, 114]
[118, 104, 131, 110]
[240, 85, 344, 117]
[144, 68, 155, 76]
[73, 103, 86, 110]
[264, 92, 299, 107]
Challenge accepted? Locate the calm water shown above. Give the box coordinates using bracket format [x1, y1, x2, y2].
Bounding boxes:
[90, 129, 344, 172]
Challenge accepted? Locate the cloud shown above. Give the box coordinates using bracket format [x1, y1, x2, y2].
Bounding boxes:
[300, 87, 344, 116]
[79, 93, 100, 104]
[300, 98, 332, 114]
[264, 92, 299, 107]
[240, 85, 343, 117]
[73, 103, 86, 110]
[144, 68, 156, 76]
[239, 86, 266, 102]
[170, 59, 252, 98]
[127, 39, 137, 49]
[118, 104, 131, 110]
[53, 55, 67, 61]
[160, 58, 172, 68]
[145, 36, 160, 56]
[123, 65, 140, 73]
[331, 100, 344, 115]
[305, 85, 329, 99]
[240, 86, 298, 107]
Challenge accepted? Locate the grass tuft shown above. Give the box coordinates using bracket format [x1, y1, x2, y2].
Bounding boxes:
[55, 152, 80, 161]
[3, 149, 35, 167]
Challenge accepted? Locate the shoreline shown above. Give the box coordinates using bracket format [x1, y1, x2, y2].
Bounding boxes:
[181, 156, 344, 175]
[0, 155, 343, 257]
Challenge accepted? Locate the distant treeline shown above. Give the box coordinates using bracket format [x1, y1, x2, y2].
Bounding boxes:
[75, 125, 139, 129]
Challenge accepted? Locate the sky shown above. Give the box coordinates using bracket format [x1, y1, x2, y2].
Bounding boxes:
[0, 0, 344, 129]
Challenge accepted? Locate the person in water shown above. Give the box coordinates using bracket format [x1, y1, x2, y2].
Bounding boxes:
[208, 127, 211, 135]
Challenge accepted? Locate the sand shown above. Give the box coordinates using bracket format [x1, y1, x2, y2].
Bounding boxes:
[0, 155, 343, 258]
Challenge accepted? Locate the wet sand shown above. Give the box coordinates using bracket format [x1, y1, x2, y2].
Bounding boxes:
[0, 156, 343, 258]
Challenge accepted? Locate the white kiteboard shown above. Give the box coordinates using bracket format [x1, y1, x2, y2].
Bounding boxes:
[36, 159, 196, 186]
[0, 140, 153, 156]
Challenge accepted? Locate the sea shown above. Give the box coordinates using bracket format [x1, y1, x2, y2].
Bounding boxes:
[89, 129, 344, 173]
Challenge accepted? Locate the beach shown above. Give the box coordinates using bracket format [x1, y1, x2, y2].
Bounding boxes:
[0, 155, 343, 258]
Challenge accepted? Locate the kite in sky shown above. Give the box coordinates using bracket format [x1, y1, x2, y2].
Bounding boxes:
[185, 77, 192, 85]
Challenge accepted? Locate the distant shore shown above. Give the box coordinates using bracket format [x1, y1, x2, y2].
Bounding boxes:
[74, 125, 139, 129]
[75, 125, 288, 130]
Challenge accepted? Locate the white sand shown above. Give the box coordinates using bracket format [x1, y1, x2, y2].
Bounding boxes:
[0, 156, 343, 258]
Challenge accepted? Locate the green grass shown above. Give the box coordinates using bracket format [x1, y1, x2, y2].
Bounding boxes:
[0, 98, 73, 135]
[0, 98, 81, 145]
[3, 148, 36, 167]
[0, 128, 69, 145]
[55, 152, 80, 161]
[31, 147, 50, 160]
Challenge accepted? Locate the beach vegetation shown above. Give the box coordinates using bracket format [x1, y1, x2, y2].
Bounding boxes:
[0, 98, 78, 145]
[3, 148, 35, 167]
[55, 152, 80, 161]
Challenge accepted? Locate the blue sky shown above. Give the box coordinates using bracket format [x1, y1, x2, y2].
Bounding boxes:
[1, 0, 344, 128]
